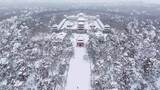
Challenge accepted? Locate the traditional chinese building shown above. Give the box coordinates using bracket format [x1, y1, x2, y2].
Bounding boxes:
[56, 13, 109, 33]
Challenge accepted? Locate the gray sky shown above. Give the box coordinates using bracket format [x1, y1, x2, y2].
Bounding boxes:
[0, 0, 160, 4]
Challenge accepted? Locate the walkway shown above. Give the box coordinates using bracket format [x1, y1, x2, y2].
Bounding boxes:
[65, 34, 91, 90]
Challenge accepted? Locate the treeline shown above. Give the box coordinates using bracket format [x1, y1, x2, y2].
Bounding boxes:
[87, 18, 160, 90]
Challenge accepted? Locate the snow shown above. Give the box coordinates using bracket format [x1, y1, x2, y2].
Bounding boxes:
[31, 33, 51, 41]
[0, 80, 7, 86]
[95, 31, 103, 37]
[58, 19, 67, 29]
[0, 58, 8, 65]
[34, 60, 42, 68]
[96, 19, 104, 29]
[52, 24, 58, 28]
[24, 74, 37, 90]
[78, 17, 86, 21]
[14, 80, 23, 87]
[56, 32, 67, 40]
[156, 77, 160, 89]
[13, 42, 21, 51]
[65, 33, 91, 90]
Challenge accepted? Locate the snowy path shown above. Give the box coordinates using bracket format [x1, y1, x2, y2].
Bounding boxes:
[65, 34, 91, 90]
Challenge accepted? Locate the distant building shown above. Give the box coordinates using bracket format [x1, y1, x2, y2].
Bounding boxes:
[76, 36, 85, 47]
[103, 24, 111, 33]
[52, 24, 59, 33]
[54, 13, 111, 33]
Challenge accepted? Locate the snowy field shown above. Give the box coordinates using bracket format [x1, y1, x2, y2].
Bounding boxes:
[65, 34, 91, 90]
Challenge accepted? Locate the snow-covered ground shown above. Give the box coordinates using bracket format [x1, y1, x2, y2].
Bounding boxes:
[65, 34, 91, 90]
